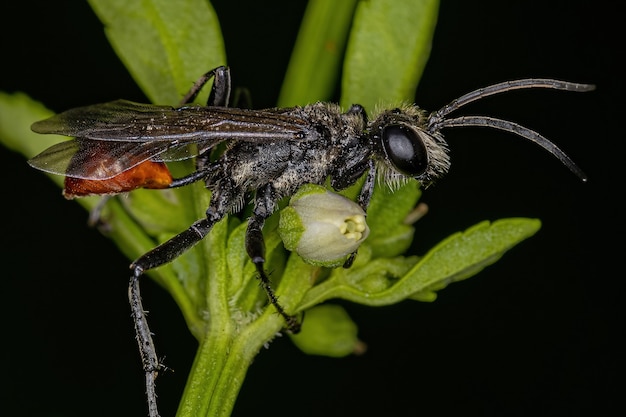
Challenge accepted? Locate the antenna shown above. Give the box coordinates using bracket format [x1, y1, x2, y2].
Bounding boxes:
[427, 79, 594, 181]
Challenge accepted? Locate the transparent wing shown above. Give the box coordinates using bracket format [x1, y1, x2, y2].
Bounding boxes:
[28, 138, 202, 180]
[29, 100, 316, 180]
[31, 99, 310, 142]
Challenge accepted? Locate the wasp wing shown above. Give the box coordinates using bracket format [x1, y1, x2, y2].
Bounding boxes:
[31, 99, 310, 142]
[27, 138, 200, 180]
[29, 100, 314, 180]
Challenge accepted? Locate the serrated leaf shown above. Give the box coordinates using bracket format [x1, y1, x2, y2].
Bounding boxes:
[404, 219, 542, 295]
[298, 218, 541, 309]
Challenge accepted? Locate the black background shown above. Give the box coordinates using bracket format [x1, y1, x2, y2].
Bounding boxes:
[1, 1, 622, 416]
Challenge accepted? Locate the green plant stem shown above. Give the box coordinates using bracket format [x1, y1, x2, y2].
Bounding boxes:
[177, 311, 284, 417]
[176, 322, 234, 416]
[177, 239, 317, 416]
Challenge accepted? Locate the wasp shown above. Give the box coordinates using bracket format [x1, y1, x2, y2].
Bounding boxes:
[28, 66, 593, 416]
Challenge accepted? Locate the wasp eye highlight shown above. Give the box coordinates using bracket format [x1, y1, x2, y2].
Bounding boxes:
[382, 124, 428, 177]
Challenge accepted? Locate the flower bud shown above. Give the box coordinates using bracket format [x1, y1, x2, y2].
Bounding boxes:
[279, 184, 370, 267]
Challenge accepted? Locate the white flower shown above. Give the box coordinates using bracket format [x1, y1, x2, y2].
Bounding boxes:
[279, 184, 370, 267]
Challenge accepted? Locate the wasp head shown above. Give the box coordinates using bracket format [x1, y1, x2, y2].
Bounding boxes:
[369, 104, 450, 188]
[367, 78, 595, 189]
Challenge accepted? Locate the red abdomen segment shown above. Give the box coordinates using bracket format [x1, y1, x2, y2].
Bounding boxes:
[63, 161, 173, 198]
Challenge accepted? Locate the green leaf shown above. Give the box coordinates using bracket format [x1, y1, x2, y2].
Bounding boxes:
[341, 0, 439, 109]
[405, 218, 542, 301]
[290, 304, 363, 357]
[87, 0, 225, 105]
[297, 218, 541, 309]
[0, 92, 56, 158]
[365, 181, 422, 258]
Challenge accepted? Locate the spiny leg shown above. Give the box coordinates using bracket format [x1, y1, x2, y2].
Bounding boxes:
[86, 195, 112, 229]
[245, 185, 301, 332]
[129, 213, 223, 417]
[129, 67, 232, 417]
[129, 270, 161, 417]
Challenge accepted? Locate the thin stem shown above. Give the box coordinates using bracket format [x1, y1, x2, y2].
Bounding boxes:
[207, 314, 284, 416]
[176, 323, 235, 417]
[176, 308, 285, 416]
[278, 0, 358, 106]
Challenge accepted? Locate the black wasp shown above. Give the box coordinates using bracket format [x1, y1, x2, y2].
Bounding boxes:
[28, 66, 593, 416]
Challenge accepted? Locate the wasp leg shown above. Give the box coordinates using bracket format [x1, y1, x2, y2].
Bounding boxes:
[128, 269, 161, 417]
[356, 159, 377, 212]
[128, 189, 230, 417]
[245, 185, 301, 333]
[168, 167, 214, 188]
[128, 216, 217, 417]
[86, 195, 112, 230]
[180, 66, 231, 106]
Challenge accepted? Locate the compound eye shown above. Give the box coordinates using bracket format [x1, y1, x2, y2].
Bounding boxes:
[382, 124, 428, 176]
